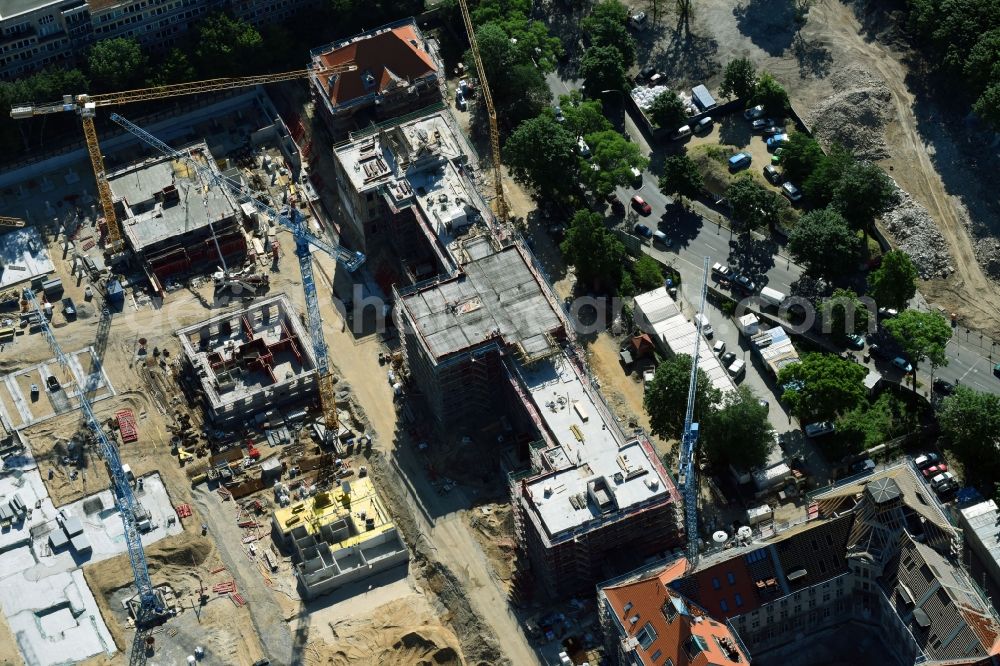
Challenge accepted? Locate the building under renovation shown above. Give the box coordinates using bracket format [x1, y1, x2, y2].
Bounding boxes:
[106, 143, 247, 291]
[310, 19, 442, 137]
[177, 294, 318, 425]
[271, 476, 408, 598]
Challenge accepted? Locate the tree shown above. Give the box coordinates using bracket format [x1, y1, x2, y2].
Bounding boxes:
[786, 208, 860, 279]
[580, 45, 629, 100]
[87, 38, 147, 91]
[884, 309, 952, 386]
[832, 161, 898, 241]
[561, 210, 626, 290]
[504, 116, 579, 196]
[659, 155, 704, 204]
[559, 92, 613, 136]
[580, 130, 648, 198]
[963, 28, 1000, 91]
[193, 12, 264, 76]
[702, 386, 775, 469]
[777, 353, 868, 421]
[501, 64, 553, 128]
[719, 58, 758, 101]
[149, 48, 196, 86]
[726, 174, 782, 236]
[802, 143, 853, 207]
[779, 133, 825, 185]
[835, 393, 913, 454]
[750, 72, 789, 117]
[868, 250, 918, 311]
[644, 354, 722, 439]
[632, 255, 663, 291]
[973, 80, 1000, 130]
[581, 0, 636, 67]
[648, 90, 688, 130]
[939, 387, 1000, 477]
[822, 288, 873, 338]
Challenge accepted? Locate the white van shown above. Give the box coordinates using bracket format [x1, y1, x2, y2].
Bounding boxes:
[672, 125, 692, 140]
[694, 313, 713, 338]
[727, 358, 746, 380]
[759, 286, 787, 308]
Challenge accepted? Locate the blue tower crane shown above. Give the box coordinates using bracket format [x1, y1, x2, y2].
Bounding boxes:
[109, 113, 365, 438]
[23, 290, 163, 664]
[679, 257, 711, 564]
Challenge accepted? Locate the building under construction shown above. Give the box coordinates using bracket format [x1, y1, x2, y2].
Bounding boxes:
[177, 294, 319, 426]
[106, 143, 247, 292]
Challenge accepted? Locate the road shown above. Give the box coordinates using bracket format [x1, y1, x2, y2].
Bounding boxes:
[543, 71, 1000, 397]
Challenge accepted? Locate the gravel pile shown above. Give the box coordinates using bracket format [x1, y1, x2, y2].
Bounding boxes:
[809, 64, 893, 160]
[881, 183, 954, 279]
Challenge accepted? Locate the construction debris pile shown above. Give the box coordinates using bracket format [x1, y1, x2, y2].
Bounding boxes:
[809, 64, 893, 160]
[881, 182, 955, 279]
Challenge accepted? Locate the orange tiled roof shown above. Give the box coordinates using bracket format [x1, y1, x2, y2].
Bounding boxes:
[316, 24, 437, 107]
[604, 559, 749, 666]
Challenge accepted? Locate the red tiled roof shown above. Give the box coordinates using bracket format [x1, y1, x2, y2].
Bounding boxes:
[603, 559, 749, 666]
[677, 553, 766, 620]
[316, 24, 437, 107]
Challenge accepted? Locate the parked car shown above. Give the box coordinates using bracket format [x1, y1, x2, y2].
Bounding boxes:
[804, 421, 835, 438]
[930, 471, 955, 490]
[762, 125, 784, 136]
[713, 340, 726, 355]
[868, 343, 893, 360]
[46, 375, 60, 391]
[652, 230, 671, 247]
[781, 182, 802, 202]
[694, 117, 713, 134]
[553, 105, 566, 123]
[766, 134, 789, 150]
[455, 91, 467, 111]
[851, 458, 876, 475]
[631, 195, 652, 215]
[636, 64, 656, 82]
[751, 118, 775, 131]
[643, 368, 655, 387]
[744, 105, 765, 120]
[913, 453, 941, 470]
[922, 464, 949, 479]
[721, 351, 737, 367]
[732, 273, 756, 295]
[577, 136, 591, 158]
[62, 297, 76, 318]
[633, 223, 653, 239]
[711, 262, 731, 280]
[763, 165, 782, 185]
[935, 479, 959, 497]
[30, 384, 38, 400]
[770, 147, 785, 165]
[728, 152, 752, 172]
[846, 334, 865, 350]
[892, 356, 913, 373]
[629, 11, 647, 30]
[932, 378, 955, 395]
[878, 307, 899, 319]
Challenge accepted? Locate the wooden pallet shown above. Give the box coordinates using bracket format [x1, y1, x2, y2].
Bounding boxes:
[115, 409, 138, 443]
[175, 504, 192, 519]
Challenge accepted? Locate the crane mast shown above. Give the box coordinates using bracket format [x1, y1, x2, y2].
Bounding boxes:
[679, 257, 710, 565]
[456, 0, 509, 235]
[109, 113, 365, 440]
[10, 64, 357, 253]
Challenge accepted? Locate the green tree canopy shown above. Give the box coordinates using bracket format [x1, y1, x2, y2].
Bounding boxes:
[87, 38, 147, 91]
[648, 90, 688, 130]
[632, 255, 664, 291]
[802, 143, 854, 207]
[973, 80, 1000, 129]
[719, 57, 758, 100]
[581, 0, 636, 66]
[193, 13, 265, 76]
[504, 115, 579, 196]
[868, 250, 918, 311]
[835, 393, 914, 454]
[561, 210, 625, 290]
[822, 288, 873, 338]
[963, 28, 1000, 91]
[659, 155, 704, 203]
[939, 387, 1000, 477]
[777, 352, 868, 421]
[580, 129, 649, 197]
[644, 354, 722, 439]
[750, 72, 790, 117]
[780, 132, 825, 185]
[883, 309, 952, 379]
[558, 92, 613, 136]
[149, 48, 196, 86]
[832, 161, 898, 238]
[787, 208, 860, 279]
[702, 386, 775, 469]
[726, 174, 782, 236]
[580, 45, 630, 100]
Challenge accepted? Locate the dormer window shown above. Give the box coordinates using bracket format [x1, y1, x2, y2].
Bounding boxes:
[361, 69, 377, 91]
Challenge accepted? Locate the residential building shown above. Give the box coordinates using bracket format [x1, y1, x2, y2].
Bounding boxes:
[601, 466, 1000, 666]
[310, 19, 442, 137]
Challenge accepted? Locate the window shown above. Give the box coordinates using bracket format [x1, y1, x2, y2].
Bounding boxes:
[651, 649, 662, 662]
[823, 592, 830, 602]
[735, 593, 743, 608]
[727, 572, 736, 585]
[720, 599, 729, 612]
[819, 560, 827, 574]
[636, 622, 657, 650]
[623, 602, 633, 613]
[752, 619, 760, 629]
[712, 577, 721, 590]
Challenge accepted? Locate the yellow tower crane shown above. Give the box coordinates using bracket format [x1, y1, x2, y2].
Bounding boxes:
[457, 0, 509, 235]
[10, 65, 356, 253]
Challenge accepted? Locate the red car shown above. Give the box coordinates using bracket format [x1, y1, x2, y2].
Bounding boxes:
[922, 464, 948, 479]
[631, 195, 652, 215]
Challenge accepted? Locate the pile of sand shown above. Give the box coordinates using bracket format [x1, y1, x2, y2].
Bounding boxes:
[809, 64, 894, 160]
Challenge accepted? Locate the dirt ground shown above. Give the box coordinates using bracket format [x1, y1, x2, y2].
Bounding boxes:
[635, 0, 1000, 335]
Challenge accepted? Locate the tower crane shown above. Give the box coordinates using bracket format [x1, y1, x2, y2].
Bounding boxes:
[679, 257, 711, 565]
[0, 216, 25, 228]
[109, 113, 364, 440]
[456, 0, 509, 236]
[23, 290, 158, 664]
[10, 64, 357, 253]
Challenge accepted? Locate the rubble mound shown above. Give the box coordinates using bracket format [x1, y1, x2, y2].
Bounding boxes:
[881, 183, 954, 279]
[809, 64, 893, 160]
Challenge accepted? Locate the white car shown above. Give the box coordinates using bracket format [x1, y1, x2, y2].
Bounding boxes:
[930, 471, 955, 489]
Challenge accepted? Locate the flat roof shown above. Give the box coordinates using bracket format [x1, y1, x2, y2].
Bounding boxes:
[754, 327, 800, 376]
[398, 240, 563, 362]
[273, 476, 395, 550]
[518, 355, 675, 541]
[107, 144, 238, 252]
[0, 227, 54, 290]
[961, 501, 1000, 570]
[0, 0, 64, 20]
[634, 287, 736, 396]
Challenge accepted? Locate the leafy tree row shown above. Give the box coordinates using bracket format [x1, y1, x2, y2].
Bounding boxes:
[719, 58, 790, 117]
[560, 209, 663, 295]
